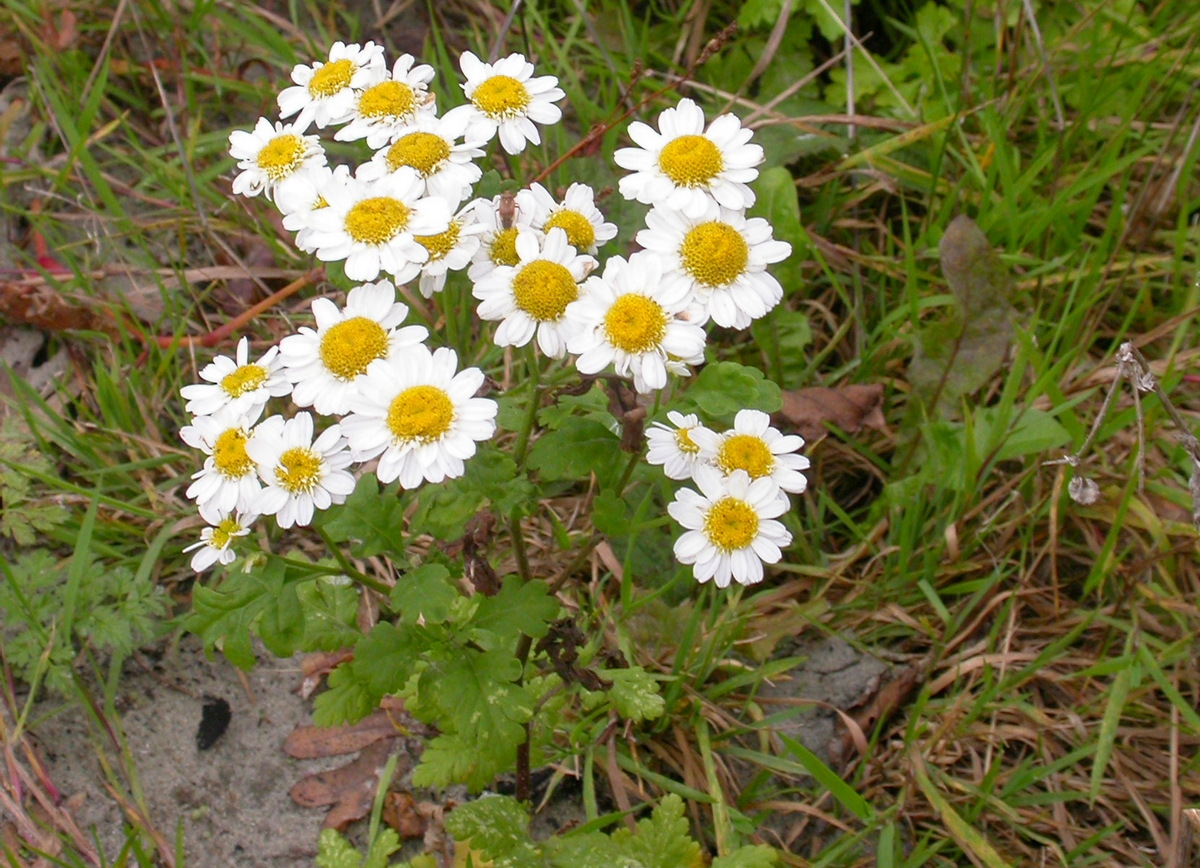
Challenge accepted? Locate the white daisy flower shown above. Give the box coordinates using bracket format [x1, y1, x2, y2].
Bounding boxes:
[181, 405, 265, 525]
[245, 413, 356, 529]
[614, 97, 763, 217]
[691, 409, 810, 494]
[637, 200, 792, 329]
[228, 118, 326, 201]
[466, 190, 540, 282]
[669, 467, 792, 588]
[472, 228, 596, 359]
[646, 411, 711, 481]
[279, 279, 429, 416]
[445, 51, 565, 154]
[277, 41, 387, 130]
[355, 111, 486, 204]
[301, 169, 452, 283]
[414, 206, 486, 297]
[184, 511, 258, 572]
[276, 164, 351, 252]
[334, 53, 437, 147]
[527, 182, 617, 255]
[180, 337, 291, 418]
[340, 346, 498, 489]
[566, 253, 706, 393]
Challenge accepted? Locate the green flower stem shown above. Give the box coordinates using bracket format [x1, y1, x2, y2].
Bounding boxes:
[314, 526, 392, 596]
[508, 346, 544, 587]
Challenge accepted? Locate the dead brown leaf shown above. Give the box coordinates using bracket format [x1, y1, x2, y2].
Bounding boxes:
[289, 740, 400, 830]
[0, 279, 122, 337]
[381, 791, 449, 840]
[777, 383, 887, 442]
[284, 708, 404, 760]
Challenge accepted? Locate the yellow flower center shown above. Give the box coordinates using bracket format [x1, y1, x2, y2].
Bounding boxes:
[512, 260, 578, 322]
[603, 295, 667, 353]
[212, 428, 254, 479]
[385, 131, 451, 176]
[680, 221, 749, 287]
[256, 134, 306, 180]
[471, 75, 530, 118]
[415, 221, 461, 262]
[386, 385, 455, 443]
[489, 227, 521, 267]
[544, 210, 595, 250]
[344, 196, 411, 244]
[716, 434, 775, 479]
[319, 316, 390, 380]
[675, 427, 700, 454]
[308, 58, 355, 97]
[275, 447, 323, 493]
[704, 497, 760, 551]
[220, 364, 268, 398]
[210, 516, 242, 549]
[658, 135, 724, 187]
[358, 80, 416, 119]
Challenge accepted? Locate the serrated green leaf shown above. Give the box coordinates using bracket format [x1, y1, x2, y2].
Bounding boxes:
[543, 832, 628, 868]
[318, 474, 406, 558]
[582, 666, 665, 723]
[392, 564, 458, 624]
[750, 308, 811, 387]
[297, 578, 360, 651]
[183, 563, 285, 669]
[711, 845, 779, 868]
[411, 478, 484, 540]
[527, 420, 622, 488]
[471, 577, 559, 649]
[257, 579, 304, 658]
[463, 446, 536, 515]
[313, 622, 435, 725]
[611, 794, 704, 868]
[412, 649, 533, 791]
[684, 362, 783, 424]
[363, 828, 402, 868]
[592, 488, 631, 537]
[538, 382, 610, 430]
[444, 795, 538, 864]
[316, 828, 364, 868]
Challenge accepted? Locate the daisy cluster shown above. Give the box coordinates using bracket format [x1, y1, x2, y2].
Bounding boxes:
[187, 40, 804, 586]
[179, 286, 498, 571]
[645, 410, 808, 588]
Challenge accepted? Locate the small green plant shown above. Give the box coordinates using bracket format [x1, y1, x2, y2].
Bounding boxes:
[175, 31, 802, 860]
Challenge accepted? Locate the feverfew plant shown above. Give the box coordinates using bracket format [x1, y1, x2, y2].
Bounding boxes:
[178, 39, 804, 827]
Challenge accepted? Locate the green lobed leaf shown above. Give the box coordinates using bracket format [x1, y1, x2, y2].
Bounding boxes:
[582, 666, 666, 723]
[711, 846, 780, 868]
[257, 580, 305, 658]
[411, 648, 534, 791]
[527, 419, 623, 488]
[750, 308, 812, 388]
[312, 622, 435, 726]
[444, 795, 541, 866]
[411, 479, 484, 540]
[463, 446, 537, 515]
[317, 473, 406, 558]
[683, 362, 783, 424]
[296, 578, 360, 651]
[183, 561, 286, 670]
[470, 576, 560, 650]
[610, 794, 705, 868]
[391, 563, 458, 625]
[315, 828, 365, 868]
[592, 488, 631, 537]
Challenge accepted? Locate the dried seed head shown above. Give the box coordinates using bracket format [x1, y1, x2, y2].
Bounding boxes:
[1069, 475, 1100, 506]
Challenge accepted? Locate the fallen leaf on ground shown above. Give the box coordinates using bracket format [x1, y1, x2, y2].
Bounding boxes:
[285, 702, 408, 759]
[777, 383, 887, 442]
[289, 740, 401, 830]
[382, 791, 448, 840]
